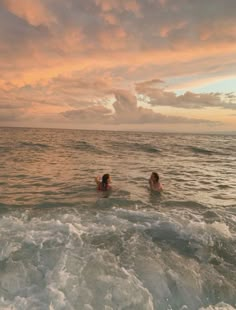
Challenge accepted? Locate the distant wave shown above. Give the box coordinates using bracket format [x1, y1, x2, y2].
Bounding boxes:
[72, 140, 97, 151]
[70, 140, 107, 154]
[111, 141, 161, 153]
[189, 146, 216, 155]
[163, 200, 208, 209]
[189, 146, 229, 156]
[0, 146, 11, 153]
[138, 143, 160, 153]
[19, 142, 50, 149]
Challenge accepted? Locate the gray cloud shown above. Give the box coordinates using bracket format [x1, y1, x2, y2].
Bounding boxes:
[0, 105, 28, 121]
[62, 89, 219, 125]
[0, 5, 50, 62]
[135, 80, 236, 110]
[1, 0, 236, 59]
[62, 105, 113, 123]
[0, 110, 21, 121]
[112, 89, 219, 124]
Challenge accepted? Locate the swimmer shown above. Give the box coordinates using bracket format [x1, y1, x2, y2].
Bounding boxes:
[95, 174, 111, 191]
[149, 172, 163, 192]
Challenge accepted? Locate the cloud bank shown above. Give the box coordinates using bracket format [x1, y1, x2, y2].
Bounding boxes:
[62, 89, 220, 126]
[0, 0, 236, 131]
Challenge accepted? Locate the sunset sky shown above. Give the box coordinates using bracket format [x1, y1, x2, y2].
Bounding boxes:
[0, 0, 236, 132]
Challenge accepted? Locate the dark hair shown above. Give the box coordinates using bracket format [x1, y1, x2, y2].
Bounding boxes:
[152, 172, 159, 182]
[101, 174, 110, 190]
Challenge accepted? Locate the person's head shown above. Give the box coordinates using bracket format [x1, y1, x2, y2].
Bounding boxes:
[101, 173, 110, 189]
[151, 172, 159, 183]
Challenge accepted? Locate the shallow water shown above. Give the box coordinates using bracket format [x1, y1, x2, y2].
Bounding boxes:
[0, 128, 236, 310]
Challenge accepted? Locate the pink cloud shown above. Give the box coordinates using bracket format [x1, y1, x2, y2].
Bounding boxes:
[95, 0, 140, 15]
[2, 0, 55, 26]
[98, 27, 127, 49]
[102, 13, 118, 25]
[159, 21, 187, 38]
[63, 105, 113, 123]
[159, 0, 167, 8]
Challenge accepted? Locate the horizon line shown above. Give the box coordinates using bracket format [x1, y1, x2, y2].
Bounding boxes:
[0, 125, 236, 136]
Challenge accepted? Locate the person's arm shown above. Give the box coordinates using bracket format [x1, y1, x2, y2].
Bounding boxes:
[159, 183, 163, 191]
[95, 176, 100, 185]
[149, 178, 154, 190]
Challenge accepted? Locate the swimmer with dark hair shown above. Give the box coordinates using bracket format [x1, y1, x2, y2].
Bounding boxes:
[95, 174, 112, 191]
[149, 172, 163, 192]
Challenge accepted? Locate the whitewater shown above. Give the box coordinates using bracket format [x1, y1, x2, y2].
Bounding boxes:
[0, 127, 235, 310]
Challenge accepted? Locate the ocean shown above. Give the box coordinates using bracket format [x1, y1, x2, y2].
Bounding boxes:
[0, 127, 235, 310]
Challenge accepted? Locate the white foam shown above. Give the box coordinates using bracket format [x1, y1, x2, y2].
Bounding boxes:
[0, 205, 235, 309]
[180, 220, 233, 246]
[0, 242, 21, 261]
[209, 222, 232, 238]
[199, 302, 236, 310]
[0, 296, 48, 310]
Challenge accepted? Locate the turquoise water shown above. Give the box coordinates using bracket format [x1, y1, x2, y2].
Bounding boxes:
[0, 128, 235, 310]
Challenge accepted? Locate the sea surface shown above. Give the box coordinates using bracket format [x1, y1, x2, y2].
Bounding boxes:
[0, 127, 235, 310]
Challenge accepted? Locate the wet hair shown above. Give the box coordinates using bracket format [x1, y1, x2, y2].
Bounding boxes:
[152, 172, 159, 183]
[101, 174, 110, 190]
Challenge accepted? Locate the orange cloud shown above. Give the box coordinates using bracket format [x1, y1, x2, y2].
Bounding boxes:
[159, 0, 167, 7]
[2, 0, 56, 26]
[199, 21, 236, 41]
[102, 13, 118, 25]
[159, 21, 187, 38]
[95, 0, 140, 15]
[123, 0, 140, 15]
[53, 27, 85, 52]
[1, 38, 236, 90]
[98, 27, 127, 49]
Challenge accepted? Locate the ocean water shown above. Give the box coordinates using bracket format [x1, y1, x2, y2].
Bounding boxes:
[0, 127, 235, 310]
